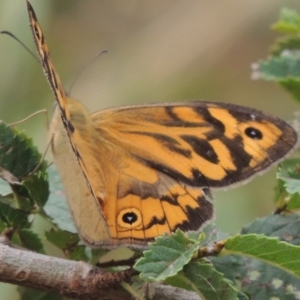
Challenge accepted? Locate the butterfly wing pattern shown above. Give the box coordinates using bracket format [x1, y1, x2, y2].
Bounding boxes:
[27, 1, 298, 248]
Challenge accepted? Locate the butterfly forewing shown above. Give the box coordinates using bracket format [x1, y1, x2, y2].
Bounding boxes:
[92, 102, 297, 188]
[27, 1, 70, 122]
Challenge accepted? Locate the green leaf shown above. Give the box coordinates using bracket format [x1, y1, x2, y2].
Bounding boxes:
[44, 165, 76, 233]
[69, 245, 89, 261]
[90, 248, 108, 264]
[241, 214, 300, 245]
[253, 8, 300, 103]
[45, 228, 80, 250]
[277, 159, 300, 195]
[0, 121, 50, 211]
[197, 222, 229, 245]
[166, 261, 242, 300]
[0, 121, 44, 180]
[275, 159, 300, 210]
[211, 255, 300, 300]
[222, 234, 300, 279]
[18, 228, 46, 254]
[258, 54, 300, 80]
[0, 202, 30, 229]
[0, 178, 12, 196]
[0, 218, 6, 233]
[280, 78, 300, 103]
[211, 228, 300, 299]
[285, 193, 300, 210]
[272, 8, 300, 34]
[45, 228, 88, 261]
[23, 171, 49, 208]
[255, 55, 300, 102]
[134, 229, 200, 281]
[19, 287, 62, 300]
[11, 184, 36, 211]
[271, 36, 300, 56]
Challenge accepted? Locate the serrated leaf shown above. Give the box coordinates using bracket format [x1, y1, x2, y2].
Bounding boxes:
[272, 8, 300, 34]
[0, 121, 49, 212]
[211, 227, 300, 299]
[18, 228, 46, 254]
[275, 159, 300, 210]
[210, 254, 244, 284]
[45, 228, 88, 261]
[243, 261, 300, 300]
[11, 184, 36, 211]
[0, 202, 30, 229]
[256, 55, 300, 102]
[166, 261, 242, 300]
[277, 159, 300, 195]
[44, 165, 76, 233]
[134, 230, 200, 281]
[196, 222, 229, 246]
[211, 255, 300, 300]
[242, 214, 300, 245]
[222, 234, 300, 279]
[45, 228, 80, 250]
[279, 176, 300, 195]
[0, 121, 43, 179]
[23, 171, 49, 208]
[258, 54, 300, 80]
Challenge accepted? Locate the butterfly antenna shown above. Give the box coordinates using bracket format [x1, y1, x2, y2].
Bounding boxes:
[1, 30, 39, 63]
[68, 49, 108, 96]
[21, 134, 54, 181]
[8, 109, 49, 129]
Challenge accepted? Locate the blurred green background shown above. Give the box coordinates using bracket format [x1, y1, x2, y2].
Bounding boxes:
[0, 0, 300, 298]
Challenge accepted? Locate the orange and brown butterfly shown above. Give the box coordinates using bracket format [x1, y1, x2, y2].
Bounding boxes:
[26, 0, 297, 249]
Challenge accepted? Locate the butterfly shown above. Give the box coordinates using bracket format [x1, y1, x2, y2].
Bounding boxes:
[26, 0, 297, 249]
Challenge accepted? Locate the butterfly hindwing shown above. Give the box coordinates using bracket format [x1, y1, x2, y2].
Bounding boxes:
[101, 164, 214, 245]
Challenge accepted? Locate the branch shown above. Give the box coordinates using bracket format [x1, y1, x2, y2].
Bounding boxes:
[152, 284, 202, 300]
[0, 244, 201, 300]
[0, 243, 132, 299]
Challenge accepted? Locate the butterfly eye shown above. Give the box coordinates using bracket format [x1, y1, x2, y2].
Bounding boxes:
[244, 127, 263, 140]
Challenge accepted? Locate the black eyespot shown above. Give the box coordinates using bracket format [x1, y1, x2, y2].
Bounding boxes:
[122, 212, 138, 224]
[245, 127, 263, 140]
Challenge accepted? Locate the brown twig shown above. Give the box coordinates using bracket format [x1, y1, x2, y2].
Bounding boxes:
[0, 243, 202, 300]
[0, 243, 132, 299]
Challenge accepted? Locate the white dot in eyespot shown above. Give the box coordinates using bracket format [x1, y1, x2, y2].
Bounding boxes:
[250, 114, 256, 120]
